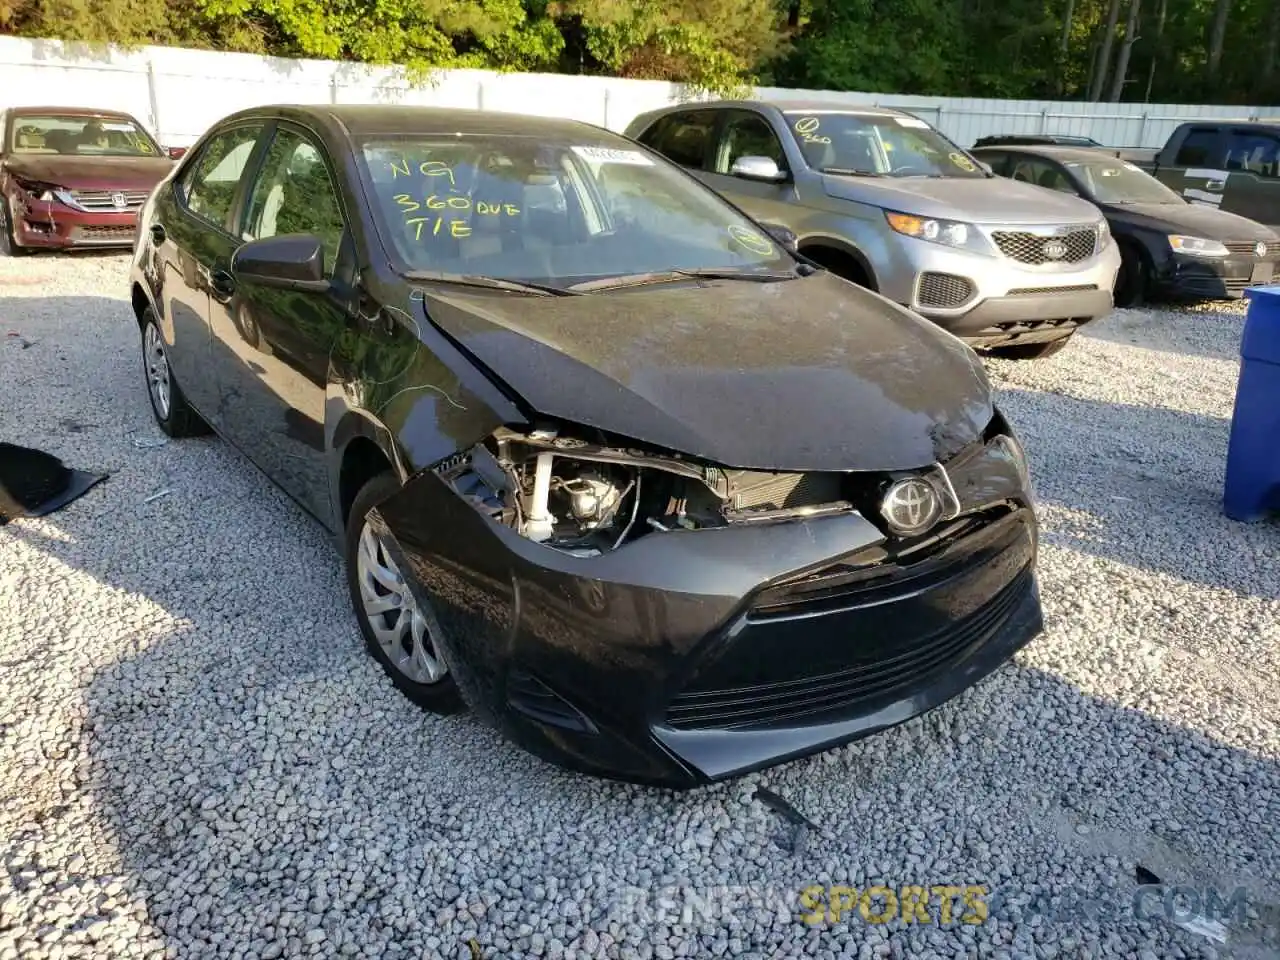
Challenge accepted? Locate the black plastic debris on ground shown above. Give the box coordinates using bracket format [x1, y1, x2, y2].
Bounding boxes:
[0, 442, 106, 525]
[755, 786, 820, 856]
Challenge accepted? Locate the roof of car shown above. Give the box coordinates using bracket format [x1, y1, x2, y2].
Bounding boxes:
[972, 144, 1124, 163]
[631, 99, 908, 122]
[219, 104, 617, 142]
[7, 106, 140, 118]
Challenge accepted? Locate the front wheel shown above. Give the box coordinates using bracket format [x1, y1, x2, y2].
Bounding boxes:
[0, 202, 28, 257]
[345, 472, 464, 714]
[140, 310, 209, 437]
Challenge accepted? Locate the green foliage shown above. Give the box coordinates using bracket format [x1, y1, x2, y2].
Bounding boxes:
[4, 0, 1278, 103]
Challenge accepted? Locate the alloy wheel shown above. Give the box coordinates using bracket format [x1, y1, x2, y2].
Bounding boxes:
[356, 522, 447, 685]
[144, 323, 172, 419]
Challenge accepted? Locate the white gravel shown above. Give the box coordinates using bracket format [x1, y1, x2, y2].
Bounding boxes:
[1, 253, 1278, 960]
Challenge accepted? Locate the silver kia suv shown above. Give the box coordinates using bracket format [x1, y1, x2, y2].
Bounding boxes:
[625, 100, 1121, 358]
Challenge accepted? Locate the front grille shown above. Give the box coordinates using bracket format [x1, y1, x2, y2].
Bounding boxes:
[1224, 240, 1276, 260]
[665, 567, 1033, 730]
[992, 228, 1096, 265]
[70, 190, 148, 211]
[917, 272, 975, 308]
[1006, 284, 1098, 296]
[73, 225, 136, 243]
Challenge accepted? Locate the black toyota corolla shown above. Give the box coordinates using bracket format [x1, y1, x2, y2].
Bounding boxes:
[128, 104, 1044, 787]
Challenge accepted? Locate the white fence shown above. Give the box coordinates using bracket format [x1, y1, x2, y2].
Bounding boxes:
[3, 35, 1279, 150]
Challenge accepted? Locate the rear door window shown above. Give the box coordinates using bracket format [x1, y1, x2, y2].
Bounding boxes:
[182, 125, 265, 230]
[1225, 130, 1280, 178]
[714, 111, 788, 175]
[640, 111, 718, 170]
[1173, 127, 1224, 167]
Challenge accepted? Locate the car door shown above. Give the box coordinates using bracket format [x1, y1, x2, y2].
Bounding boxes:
[212, 121, 352, 525]
[1222, 127, 1280, 230]
[154, 121, 267, 422]
[702, 109, 797, 227]
[1157, 125, 1229, 211]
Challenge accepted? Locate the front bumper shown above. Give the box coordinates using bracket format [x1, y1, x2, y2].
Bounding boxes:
[8, 195, 140, 249]
[1151, 252, 1278, 301]
[371, 466, 1043, 788]
[877, 234, 1121, 348]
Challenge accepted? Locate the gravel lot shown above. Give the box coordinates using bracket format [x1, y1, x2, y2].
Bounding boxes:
[1, 252, 1278, 960]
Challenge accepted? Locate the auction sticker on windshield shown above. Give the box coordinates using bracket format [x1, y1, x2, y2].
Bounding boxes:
[895, 117, 931, 129]
[570, 146, 653, 166]
[949, 152, 977, 172]
[728, 224, 773, 255]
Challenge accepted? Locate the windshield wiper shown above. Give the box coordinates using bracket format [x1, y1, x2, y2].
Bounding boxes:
[403, 271, 579, 297]
[820, 167, 884, 177]
[567, 267, 798, 293]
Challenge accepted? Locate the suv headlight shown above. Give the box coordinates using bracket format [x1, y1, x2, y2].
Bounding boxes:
[1095, 218, 1111, 249]
[884, 210, 990, 253]
[13, 176, 59, 203]
[1168, 235, 1229, 258]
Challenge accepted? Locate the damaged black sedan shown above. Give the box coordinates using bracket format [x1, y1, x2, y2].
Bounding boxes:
[128, 105, 1044, 787]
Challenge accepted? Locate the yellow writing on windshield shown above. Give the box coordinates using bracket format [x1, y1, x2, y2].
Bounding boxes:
[395, 192, 521, 243]
[387, 157, 459, 187]
[793, 116, 832, 146]
[728, 224, 773, 256]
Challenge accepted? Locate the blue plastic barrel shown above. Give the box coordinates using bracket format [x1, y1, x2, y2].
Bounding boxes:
[1223, 286, 1280, 522]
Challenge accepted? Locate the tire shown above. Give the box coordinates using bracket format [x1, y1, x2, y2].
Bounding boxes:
[140, 309, 210, 437]
[0, 201, 29, 257]
[1113, 243, 1148, 308]
[345, 471, 464, 714]
[990, 334, 1073, 360]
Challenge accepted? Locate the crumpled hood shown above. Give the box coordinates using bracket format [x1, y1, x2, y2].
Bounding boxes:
[418, 271, 994, 472]
[1100, 201, 1280, 242]
[822, 173, 1102, 226]
[2, 154, 172, 191]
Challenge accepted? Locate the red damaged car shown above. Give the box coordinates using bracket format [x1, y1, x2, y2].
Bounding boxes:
[0, 107, 182, 255]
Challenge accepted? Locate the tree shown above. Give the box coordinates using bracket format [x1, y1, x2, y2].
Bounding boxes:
[1206, 0, 1231, 84]
[1108, 0, 1140, 102]
[1088, 0, 1123, 101]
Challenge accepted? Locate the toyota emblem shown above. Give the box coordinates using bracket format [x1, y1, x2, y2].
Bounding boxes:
[1042, 239, 1068, 260]
[111, 192, 127, 210]
[1256, 241, 1268, 258]
[879, 477, 942, 537]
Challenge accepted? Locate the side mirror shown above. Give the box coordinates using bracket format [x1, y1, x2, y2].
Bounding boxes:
[760, 221, 798, 253]
[232, 234, 330, 293]
[166, 146, 187, 160]
[729, 156, 786, 183]
[978, 161, 994, 175]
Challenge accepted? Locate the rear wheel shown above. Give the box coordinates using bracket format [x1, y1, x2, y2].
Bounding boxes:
[0, 202, 28, 257]
[140, 310, 209, 437]
[1113, 243, 1148, 307]
[345, 472, 464, 714]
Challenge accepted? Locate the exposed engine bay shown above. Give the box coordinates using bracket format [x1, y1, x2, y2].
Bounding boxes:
[433, 424, 862, 557]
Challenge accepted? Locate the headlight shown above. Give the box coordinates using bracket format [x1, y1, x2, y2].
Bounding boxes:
[1095, 218, 1111, 248]
[13, 177, 59, 203]
[1168, 235, 1229, 258]
[884, 210, 987, 252]
[52, 189, 84, 210]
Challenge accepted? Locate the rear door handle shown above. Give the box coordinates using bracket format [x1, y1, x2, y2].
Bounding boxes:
[210, 269, 235, 300]
[150, 223, 166, 245]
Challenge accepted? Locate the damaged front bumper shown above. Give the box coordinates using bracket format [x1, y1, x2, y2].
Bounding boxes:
[368, 434, 1044, 788]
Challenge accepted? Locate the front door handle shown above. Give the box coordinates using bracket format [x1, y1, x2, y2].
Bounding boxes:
[150, 223, 166, 245]
[210, 269, 235, 300]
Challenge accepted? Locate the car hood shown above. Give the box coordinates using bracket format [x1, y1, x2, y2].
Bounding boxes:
[417, 271, 994, 472]
[822, 173, 1101, 225]
[1100, 201, 1280, 242]
[2, 154, 172, 191]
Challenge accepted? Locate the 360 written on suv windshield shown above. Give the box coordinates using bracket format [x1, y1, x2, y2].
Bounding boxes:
[783, 112, 985, 179]
[357, 137, 793, 286]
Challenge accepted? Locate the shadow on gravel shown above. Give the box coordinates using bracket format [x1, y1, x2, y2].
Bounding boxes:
[1080, 304, 1245, 364]
[998, 386, 1279, 600]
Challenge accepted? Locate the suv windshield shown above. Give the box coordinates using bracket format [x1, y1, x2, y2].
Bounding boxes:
[357, 136, 794, 287]
[783, 111, 986, 179]
[1064, 158, 1183, 204]
[9, 115, 160, 157]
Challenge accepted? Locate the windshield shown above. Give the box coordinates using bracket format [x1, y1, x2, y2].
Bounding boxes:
[9, 115, 160, 158]
[783, 111, 986, 179]
[1064, 158, 1182, 204]
[357, 136, 794, 287]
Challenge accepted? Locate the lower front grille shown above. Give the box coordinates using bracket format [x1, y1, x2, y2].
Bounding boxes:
[1006, 284, 1098, 296]
[73, 225, 136, 243]
[992, 229, 1096, 265]
[917, 272, 975, 308]
[665, 566, 1033, 731]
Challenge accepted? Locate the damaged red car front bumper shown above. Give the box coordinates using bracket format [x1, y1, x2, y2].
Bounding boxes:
[8, 189, 147, 249]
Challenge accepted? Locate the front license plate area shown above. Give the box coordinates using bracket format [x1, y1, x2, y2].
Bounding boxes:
[1251, 262, 1274, 284]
